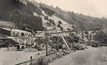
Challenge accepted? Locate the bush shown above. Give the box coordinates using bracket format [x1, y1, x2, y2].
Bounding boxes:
[86, 40, 92, 46]
[91, 41, 99, 47]
[44, 16, 49, 20]
[73, 43, 87, 50]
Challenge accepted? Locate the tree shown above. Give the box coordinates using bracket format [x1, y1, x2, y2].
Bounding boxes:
[58, 20, 62, 25]
[60, 26, 63, 31]
[48, 19, 56, 26]
[44, 16, 49, 20]
[46, 22, 51, 26]
[52, 20, 55, 26]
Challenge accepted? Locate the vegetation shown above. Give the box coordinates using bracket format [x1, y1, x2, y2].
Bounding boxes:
[39, 3, 107, 34]
[0, 0, 44, 32]
[44, 16, 49, 20]
[40, 6, 56, 16]
[48, 19, 56, 26]
[91, 41, 99, 47]
[0, 0, 107, 33]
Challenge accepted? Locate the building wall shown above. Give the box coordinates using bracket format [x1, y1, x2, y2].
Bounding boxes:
[0, 28, 32, 37]
[0, 25, 17, 29]
[0, 28, 11, 36]
[11, 31, 32, 37]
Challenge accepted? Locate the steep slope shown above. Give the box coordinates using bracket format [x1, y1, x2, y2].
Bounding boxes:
[0, 0, 72, 31]
[0, 0, 44, 31]
[39, 7, 72, 31]
[39, 3, 107, 34]
[0, 0, 107, 34]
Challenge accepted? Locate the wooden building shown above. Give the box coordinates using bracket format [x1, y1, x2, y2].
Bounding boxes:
[0, 21, 17, 29]
[0, 28, 32, 37]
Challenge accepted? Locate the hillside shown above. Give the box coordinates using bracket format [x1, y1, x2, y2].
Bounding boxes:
[0, 0, 72, 31]
[39, 3, 107, 33]
[0, 0, 44, 31]
[0, 0, 107, 33]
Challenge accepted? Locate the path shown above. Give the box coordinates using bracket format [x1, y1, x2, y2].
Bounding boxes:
[0, 48, 46, 65]
[49, 47, 107, 65]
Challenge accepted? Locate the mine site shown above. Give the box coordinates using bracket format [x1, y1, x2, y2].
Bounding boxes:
[0, 0, 107, 65]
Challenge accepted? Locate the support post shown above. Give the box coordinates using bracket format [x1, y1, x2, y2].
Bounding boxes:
[45, 29, 48, 56]
[60, 34, 71, 52]
[57, 33, 60, 52]
[30, 56, 32, 65]
[82, 31, 84, 38]
[76, 31, 77, 38]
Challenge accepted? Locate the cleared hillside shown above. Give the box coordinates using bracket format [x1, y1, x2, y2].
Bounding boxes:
[39, 3, 107, 34]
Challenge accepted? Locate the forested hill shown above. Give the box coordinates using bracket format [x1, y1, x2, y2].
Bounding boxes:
[0, 0, 107, 34]
[0, 0, 44, 32]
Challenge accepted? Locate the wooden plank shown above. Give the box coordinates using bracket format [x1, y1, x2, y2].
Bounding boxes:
[60, 34, 71, 52]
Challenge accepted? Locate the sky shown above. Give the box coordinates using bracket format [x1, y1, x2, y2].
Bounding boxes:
[34, 0, 107, 18]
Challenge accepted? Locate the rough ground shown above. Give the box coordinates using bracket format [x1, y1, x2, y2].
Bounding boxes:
[0, 48, 45, 65]
[49, 47, 107, 65]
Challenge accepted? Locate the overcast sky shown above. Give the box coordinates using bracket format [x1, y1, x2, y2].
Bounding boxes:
[34, 0, 107, 18]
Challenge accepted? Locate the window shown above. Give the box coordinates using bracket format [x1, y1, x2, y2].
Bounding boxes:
[21, 33, 24, 36]
[12, 32, 15, 36]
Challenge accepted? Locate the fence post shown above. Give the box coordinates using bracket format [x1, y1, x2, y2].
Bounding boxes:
[30, 56, 32, 65]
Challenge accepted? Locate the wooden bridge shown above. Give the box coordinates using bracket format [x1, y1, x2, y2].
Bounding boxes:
[46, 28, 104, 39]
[45, 27, 107, 46]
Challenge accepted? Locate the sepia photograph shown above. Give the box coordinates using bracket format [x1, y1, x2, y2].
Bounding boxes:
[0, 0, 107, 65]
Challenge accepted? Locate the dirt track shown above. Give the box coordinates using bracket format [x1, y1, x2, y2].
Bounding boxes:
[49, 47, 107, 65]
[0, 48, 45, 65]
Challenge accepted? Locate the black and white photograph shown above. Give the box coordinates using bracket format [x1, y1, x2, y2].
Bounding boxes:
[0, 0, 107, 65]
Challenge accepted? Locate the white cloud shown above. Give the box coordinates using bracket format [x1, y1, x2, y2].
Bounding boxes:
[34, 0, 107, 17]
